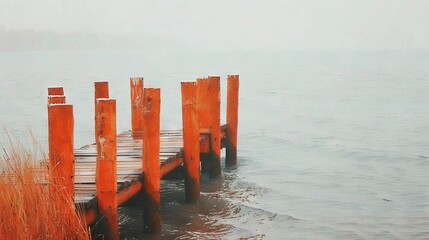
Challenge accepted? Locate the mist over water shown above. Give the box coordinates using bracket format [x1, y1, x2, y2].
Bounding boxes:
[1, 50, 429, 239]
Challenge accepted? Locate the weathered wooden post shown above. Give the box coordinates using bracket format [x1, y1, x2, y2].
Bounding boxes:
[197, 76, 221, 178]
[226, 75, 239, 166]
[48, 86, 64, 96]
[196, 78, 210, 173]
[181, 82, 200, 202]
[48, 103, 75, 199]
[95, 98, 119, 240]
[130, 77, 144, 139]
[47, 95, 66, 105]
[94, 81, 109, 142]
[95, 81, 109, 100]
[142, 88, 161, 232]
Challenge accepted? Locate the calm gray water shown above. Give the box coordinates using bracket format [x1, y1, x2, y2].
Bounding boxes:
[1, 50, 429, 239]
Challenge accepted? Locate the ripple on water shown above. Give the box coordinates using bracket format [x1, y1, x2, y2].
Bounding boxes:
[117, 166, 303, 239]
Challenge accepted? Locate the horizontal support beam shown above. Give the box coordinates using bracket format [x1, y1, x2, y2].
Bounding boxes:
[199, 125, 226, 153]
[81, 124, 228, 226]
[117, 180, 143, 206]
[160, 156, 183, 177]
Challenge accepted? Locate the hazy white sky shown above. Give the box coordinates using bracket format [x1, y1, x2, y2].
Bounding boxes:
[1, 0, 428, 50]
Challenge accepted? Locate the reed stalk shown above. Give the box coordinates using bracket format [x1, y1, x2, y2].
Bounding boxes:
[0, 132, 90, 240]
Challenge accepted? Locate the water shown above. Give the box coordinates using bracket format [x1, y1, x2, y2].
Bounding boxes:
[1, 50, 429, 239]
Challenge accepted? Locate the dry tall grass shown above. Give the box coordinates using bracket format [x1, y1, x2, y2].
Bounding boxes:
[0, 133, 90, 240]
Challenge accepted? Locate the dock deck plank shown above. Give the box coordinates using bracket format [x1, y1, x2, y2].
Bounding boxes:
[74, 130, 184, 204]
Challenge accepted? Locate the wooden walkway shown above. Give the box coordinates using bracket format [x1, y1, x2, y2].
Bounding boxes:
[46, 75, 239, 238]
[74, 130, 184, 204]
[73, 127, 226, 205]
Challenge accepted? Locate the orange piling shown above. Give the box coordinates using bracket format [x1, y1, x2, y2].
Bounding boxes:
[95, 98, 118, 240]
[94, 81, 109, 142]
[130, 77, 144, 139]
[94, 81, 109, 100]
[197, 76, 221, 178]
[47, 95, 66, 106]
[142, 88, 162, 232]
[196, 78, 209, 173]
[48, 104, 75, 199]
[226, 75, 239, 166]
[181, 82, 200, 202]
[48, 87, 64, 96]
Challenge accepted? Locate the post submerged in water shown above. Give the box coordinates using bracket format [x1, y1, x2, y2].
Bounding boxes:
[226, 75, 239, 166]
[42, 75, 240, 237]
[197, 76, 221, 178]
[95, 98, 119, 240]
[196, 77, 210, 174]
[181, 82, 200, 202]
[142, 88, 162, 232]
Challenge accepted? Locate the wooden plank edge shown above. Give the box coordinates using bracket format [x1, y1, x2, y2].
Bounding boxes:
[160, 153, 184, 177]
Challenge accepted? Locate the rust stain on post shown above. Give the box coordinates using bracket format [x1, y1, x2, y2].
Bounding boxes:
[95, 98, 119, 240]
[94, 81, 109, 143]
[181, 82, 200, 202]
[142, 88, 161, 232]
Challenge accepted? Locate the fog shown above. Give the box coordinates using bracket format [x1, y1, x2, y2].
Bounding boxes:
[1, 0, 428, 50]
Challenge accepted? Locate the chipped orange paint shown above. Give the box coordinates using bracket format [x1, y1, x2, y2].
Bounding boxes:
[47, 95, 66, 106]
[130, 77, 144, 139]
[94, 81, 109, 143]
[95, 98, 118, 240]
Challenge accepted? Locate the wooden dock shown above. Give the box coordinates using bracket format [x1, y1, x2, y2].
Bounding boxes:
[46, 75, 239, 239]
[73, 129, 185, 204]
